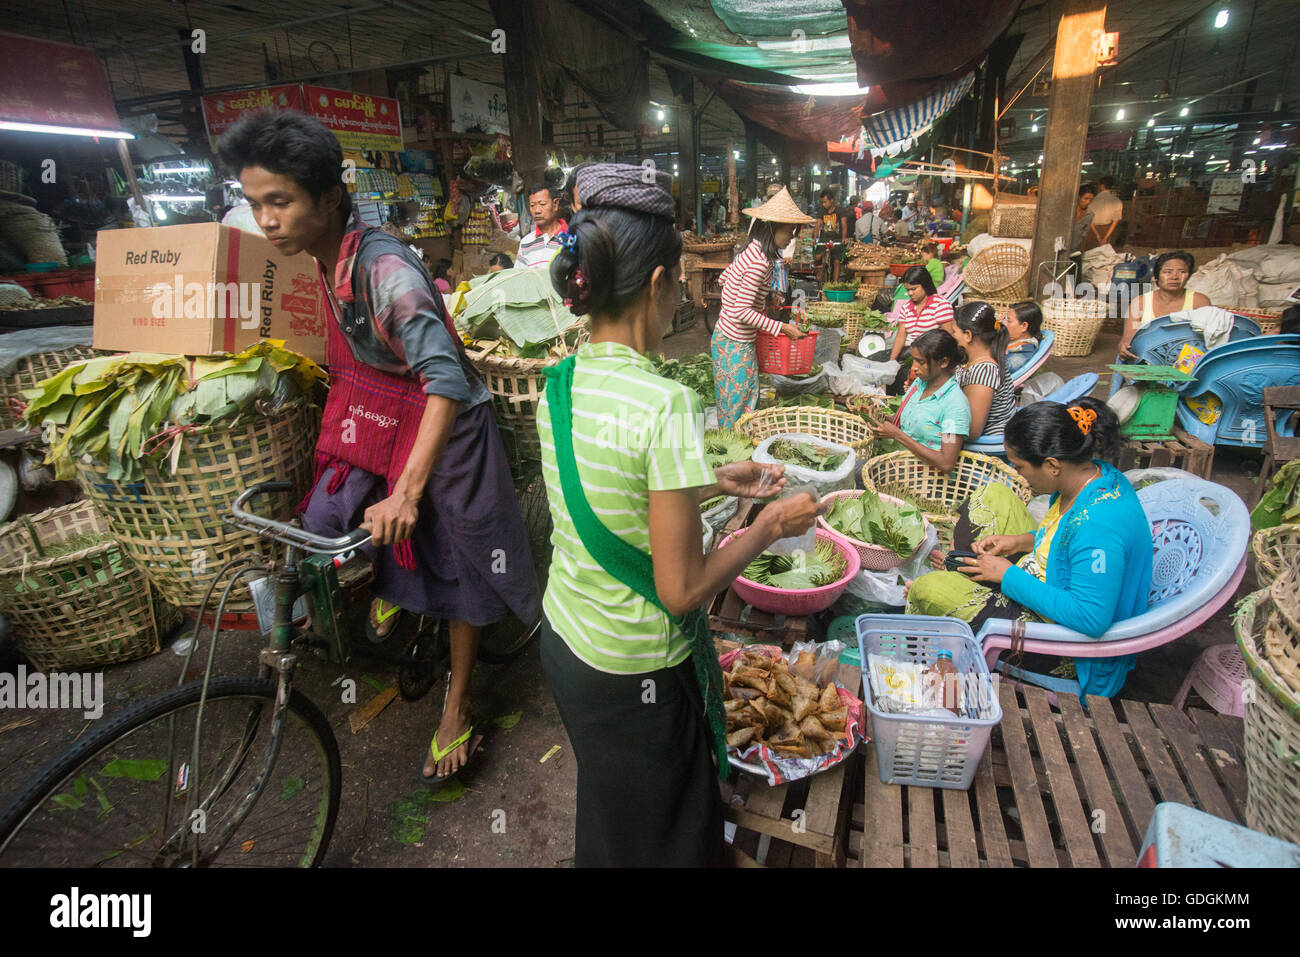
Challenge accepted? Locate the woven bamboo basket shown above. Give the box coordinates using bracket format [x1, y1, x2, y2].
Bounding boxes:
[736, 406, 874, 459]
[1234, 589, 1300, 843]
[854, 265, 890, 285]
[0, 345, 100, 430]
[469, 347, 564, 464]
[0, 499, 176, 671]
[960, 295, 1022, 315]
[989, 201, 1037, 240]
[682, 240, 736, 254]
[855, 282, 882, 301]
[1042, 298, 1110, 357]
[1233, 306, 1285, 336]
[861, 450, 1032, 550]
[962, 243, 1031, 299]
[74, 401, 319, 612]
[1267, 568, 1300, 696]
[804, 300, 867, 330]
[1253, 524, 1300, 587]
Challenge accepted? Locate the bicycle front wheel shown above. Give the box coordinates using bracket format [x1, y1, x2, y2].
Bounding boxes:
[0, 676, 340, 867]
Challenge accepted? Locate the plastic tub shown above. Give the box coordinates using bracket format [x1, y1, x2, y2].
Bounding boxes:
[721, 526, 860, 616]
[823, 289, 857, 302]
[858, 613, 1002, 790]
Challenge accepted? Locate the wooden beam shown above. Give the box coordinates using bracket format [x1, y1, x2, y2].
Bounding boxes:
[669, 70, 700, 229]
[490, 1, 546, 192]
[1029, 1, 1107, 297]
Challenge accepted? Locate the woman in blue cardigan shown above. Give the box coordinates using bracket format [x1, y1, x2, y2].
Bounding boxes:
[908, 397, 1153, 696]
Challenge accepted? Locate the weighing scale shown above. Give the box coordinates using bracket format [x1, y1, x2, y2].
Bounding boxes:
[1106, 364, 1195, 441]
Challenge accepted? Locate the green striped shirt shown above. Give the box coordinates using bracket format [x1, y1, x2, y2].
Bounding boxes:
[537, 341, 715, 674]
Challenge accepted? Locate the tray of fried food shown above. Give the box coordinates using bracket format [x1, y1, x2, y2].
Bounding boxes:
[722, 649, 850, 761]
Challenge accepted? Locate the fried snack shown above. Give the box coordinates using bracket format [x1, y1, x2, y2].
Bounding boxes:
[820, 708, 848, 732]
[799, 715, 832, 742]
[728, 726, 758, 748]
[819, 683, 840, 713]
[721, 650, 853, 760]
[791, 651, 818, 681]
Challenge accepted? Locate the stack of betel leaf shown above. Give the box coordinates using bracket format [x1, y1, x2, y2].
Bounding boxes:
[824, 491, 925, 559]
[23, 340, 326, 483]
[451, 266, 583, 359]
[651, 353, 714, 405]
[700, 428, 751, 513]
[766, 438, 847, 472]
[742, 539, 847, 590]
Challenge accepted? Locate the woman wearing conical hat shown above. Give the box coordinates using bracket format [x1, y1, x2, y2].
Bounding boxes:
[711, 187, 815, 427]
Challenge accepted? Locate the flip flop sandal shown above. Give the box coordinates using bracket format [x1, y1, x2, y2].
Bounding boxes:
[420, 725, 482, 785]
[366, 597, 404, 644]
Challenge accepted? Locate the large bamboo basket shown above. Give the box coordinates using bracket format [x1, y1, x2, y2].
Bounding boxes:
[1235, 588, 1300, 843]
[736, 406, 874, 459]
[963, 243, 1030, 300]
[74, 402, 319, 612]
[861, 450, 1032, 550]
[1042, 298, 1110, 357]
[0, 346, 100, 430]
[1253, 524, 1300, 588]
[0, 499, 178, 671]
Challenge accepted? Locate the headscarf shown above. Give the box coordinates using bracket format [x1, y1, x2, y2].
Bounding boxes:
[574, 163, 675, 219]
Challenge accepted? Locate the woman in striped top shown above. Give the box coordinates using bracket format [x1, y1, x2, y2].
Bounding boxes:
[711, 187, 815, 427]
[952, 302, 1017, 439]
[887, 265, 956, 362]
[538, 165, 826, 866]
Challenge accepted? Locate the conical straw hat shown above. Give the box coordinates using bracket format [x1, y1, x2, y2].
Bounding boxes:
[742, 186, 817, 224]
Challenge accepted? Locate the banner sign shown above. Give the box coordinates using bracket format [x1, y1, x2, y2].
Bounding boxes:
[201, 85, 304, 150]
[449, 75, 509, 136]
[0, 30, 121, 132]
[303, 85, 403, 150]
[202, 84, 402, 151]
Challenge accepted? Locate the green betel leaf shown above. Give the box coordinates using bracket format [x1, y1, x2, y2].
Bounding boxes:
[100, 758, 168, 781]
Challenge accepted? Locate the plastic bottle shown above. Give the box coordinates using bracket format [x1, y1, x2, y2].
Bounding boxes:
[926, 649, 961, 714]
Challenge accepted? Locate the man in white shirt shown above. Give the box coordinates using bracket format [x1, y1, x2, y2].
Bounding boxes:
[1088, 175, 1124, 249]
[514, 184, 568, 268]
[854, 200, 884, 242]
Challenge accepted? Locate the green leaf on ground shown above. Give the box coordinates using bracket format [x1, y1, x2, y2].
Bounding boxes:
[101, 758, 168, 781]
[428, 778, 466, 803]
[360, 674, 387, 692]
[51, 793, 84, 810]
[493, 711, 522, 731]
[73, 776, 88, 797]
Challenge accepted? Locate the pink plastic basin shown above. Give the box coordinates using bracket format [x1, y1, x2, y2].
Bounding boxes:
[720, 526, 861, 616]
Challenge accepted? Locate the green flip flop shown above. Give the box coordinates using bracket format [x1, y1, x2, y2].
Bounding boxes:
[421, 725, 480, 785]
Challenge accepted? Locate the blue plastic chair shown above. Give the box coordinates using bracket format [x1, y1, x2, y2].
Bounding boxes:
[974, 477, 1250, 697]
[1007, 330, 1055, 388]
[1108, 314, 1262, 400]
[1175, 335, 1300, 447]
[966, 371, 1099, 458]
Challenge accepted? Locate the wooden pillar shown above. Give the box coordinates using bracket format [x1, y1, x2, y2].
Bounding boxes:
[671, 75, 699, 229]
[779, 152, 791, 191]
[491, 0, 546, 189]
[744, 125, 758, 209]
[1029, 1, 1107, 297]
[726, 137, 738, 227]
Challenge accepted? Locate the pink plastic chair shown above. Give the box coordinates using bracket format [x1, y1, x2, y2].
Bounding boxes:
[1171, 644, 1247, 717]
[975, 478, 1250, 697]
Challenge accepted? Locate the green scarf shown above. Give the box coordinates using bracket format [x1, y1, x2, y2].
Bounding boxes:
[544, 355, 730, 776]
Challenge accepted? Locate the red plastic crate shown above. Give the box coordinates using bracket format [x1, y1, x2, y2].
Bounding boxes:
[33, 267, 94, 300]
[756, 328, 819, 375]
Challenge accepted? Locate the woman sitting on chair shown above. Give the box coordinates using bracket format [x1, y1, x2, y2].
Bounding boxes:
[1119, 251, 1210, 359]
[906, 397, 1153, 697]
[864, 329, 970, 474]
[1002, 301, 1043, 377]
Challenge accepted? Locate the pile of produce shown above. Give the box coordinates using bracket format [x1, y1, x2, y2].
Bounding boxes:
[724, 650, 850, 757]
[651, 352, 714, 404]
[452, 267, 583, 359]
[742, 538, 847, 590]
[1253, 458, 1300, 529]
[785, 363, 823, 381]
[682, 230, 743, 247]
[822, 281, 859, 292]
[845, 244, 894, 267]
[703, 427, 751, 469]
[766, 438, 847, 472]
[824, 491, 925, 558]
[0, 295, 90, 311]
[860, 308, 894, 332]
[23, 341, 326, 482]
[775, 394, 834, 409]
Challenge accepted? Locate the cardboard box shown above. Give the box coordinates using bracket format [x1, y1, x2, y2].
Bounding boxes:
[93, 223, 328, 362]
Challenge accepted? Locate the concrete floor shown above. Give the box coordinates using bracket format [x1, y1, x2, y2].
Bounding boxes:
[0, 313, 1262, 868]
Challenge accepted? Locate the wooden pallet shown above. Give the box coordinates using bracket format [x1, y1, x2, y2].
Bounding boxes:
[1116, 427, 1215, 480]
[721, 660, 863, 867]
[847, 683, 1247, 867]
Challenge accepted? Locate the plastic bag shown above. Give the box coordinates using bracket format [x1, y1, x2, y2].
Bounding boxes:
[764, 482, 820, 555]
[753, 433, 856, 494]
[846, 567, 907, 607]
[811, 327, 843, 366]
[788, 639, 846, 688]
[1186, 254, 1257, 308]
[1017, 371, 1065, 406]
[769, 369, 828, 394]
[841, 353, 900, 389]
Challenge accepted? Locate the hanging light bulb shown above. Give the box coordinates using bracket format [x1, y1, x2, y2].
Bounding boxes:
[771, 157, 777, 165]
[1116, 108, 1126, 121]
[1147, 117, 1155, 128]
[656, 110, 665, 121]
[1031, 123, 1038, 133]
[1214, 8, 1229, 29]
[1179, 106, 1190, 117]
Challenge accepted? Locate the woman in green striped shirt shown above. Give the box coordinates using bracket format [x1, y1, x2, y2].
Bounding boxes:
[537, 164, 824, 867]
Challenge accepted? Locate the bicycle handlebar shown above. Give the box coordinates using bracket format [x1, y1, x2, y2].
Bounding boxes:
[228, 482, 371, 556]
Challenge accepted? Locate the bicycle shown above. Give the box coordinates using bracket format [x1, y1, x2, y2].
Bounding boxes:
[0, 480, 544, 867]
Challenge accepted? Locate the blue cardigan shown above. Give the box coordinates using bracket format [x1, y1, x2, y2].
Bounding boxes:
[1000, 461, 1153, 696]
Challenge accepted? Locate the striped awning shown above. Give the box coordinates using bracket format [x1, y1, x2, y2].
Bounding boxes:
[861, 72, 977, 156]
